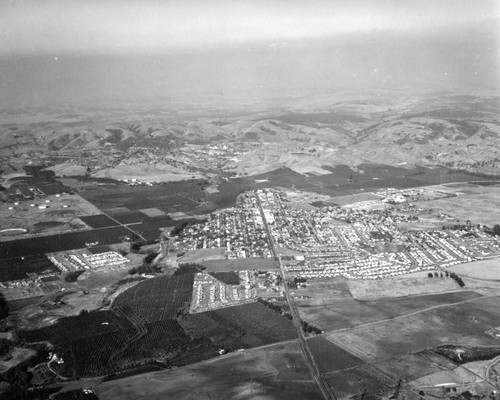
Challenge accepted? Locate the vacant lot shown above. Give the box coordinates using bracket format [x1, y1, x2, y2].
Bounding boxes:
[449, 258, 500, 280]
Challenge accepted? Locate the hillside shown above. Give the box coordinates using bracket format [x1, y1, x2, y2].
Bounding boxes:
[0, 92, 499, 180]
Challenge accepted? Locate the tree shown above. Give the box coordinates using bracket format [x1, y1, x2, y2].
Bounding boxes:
[64, 270, 84, 282]
[0, 291, 9, 320]
[428, 273, 433, 278]
[130, 242, 142, 253]
[493, 224, 500, 236]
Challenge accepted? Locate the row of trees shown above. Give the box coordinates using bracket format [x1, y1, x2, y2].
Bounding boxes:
[428, 272, 449, 278]
[427, 271, 465, 287]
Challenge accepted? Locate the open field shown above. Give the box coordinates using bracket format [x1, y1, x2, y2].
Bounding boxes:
[324, 192, 381, 206]
[177, 248, 225, 263]
[326, 295, 500, 363]
[306, 336, 364, 373]
[296, 290, 481, 332]
[347, 275, 462, 299]
[323, 364, 395, 399]
[416, 183, 500, 225]
[201, 258, 279, 272]
[449, 258, 500, 280]
[94, 340, 323, 400]
[92, 163, 205, 183]
[375, 352, 457, 383]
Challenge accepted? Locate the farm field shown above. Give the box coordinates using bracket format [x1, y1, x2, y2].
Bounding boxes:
[323, 364, 395, 399]
[306, 336, 364, 373]
[95, 340, 324, 400]
[180, 301, 297, 351]
[449, 258, 500, 280]
[296, 291, 481, 331]
[325, 295, 500, 363]
[18, 267, 297, 379]
[374, 352, 457, 383]
[78, 180, 210, 215]
[234, 164, 495, 199]
[111, 270, 195, 323]
[79, 214, 118, 228]
[0, 254, 59, 282]
[294, 276, 479, 331]
[0, 225, 133, 258]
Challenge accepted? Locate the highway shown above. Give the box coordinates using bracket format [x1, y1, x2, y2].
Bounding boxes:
[255, 191, 337, 400]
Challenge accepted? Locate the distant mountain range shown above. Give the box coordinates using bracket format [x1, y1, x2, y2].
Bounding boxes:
[0, 92, 499, 177]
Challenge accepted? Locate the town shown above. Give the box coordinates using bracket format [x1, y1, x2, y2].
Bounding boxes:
[179, 188, 500, 280]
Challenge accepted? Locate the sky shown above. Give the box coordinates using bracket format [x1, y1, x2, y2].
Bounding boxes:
[0, 0, 498, 106]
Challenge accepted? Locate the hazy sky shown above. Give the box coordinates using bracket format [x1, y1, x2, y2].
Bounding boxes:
[1, 0, 498, 55]
[0, 0, 498, 106]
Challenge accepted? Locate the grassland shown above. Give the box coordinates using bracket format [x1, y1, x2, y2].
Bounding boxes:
[449, 258, 500, 280]
[416, 183, 500, 225]
[347, 274, 464, 300]
[296, 288, 480, 332]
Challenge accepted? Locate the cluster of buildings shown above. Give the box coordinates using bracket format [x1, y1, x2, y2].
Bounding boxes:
[48, 251, 130, 272]
[178, 208, 273, 258]
[178, 187, 500, 281]
[190, 269, 284, 312]
[190, 270, 255, 312]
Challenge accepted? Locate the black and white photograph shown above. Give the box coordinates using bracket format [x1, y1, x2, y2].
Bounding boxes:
[0, 1, 499, 399]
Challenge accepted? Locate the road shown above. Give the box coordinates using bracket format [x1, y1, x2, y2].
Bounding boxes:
[96, 209, 148, 242]
[255, 191, 336, 400]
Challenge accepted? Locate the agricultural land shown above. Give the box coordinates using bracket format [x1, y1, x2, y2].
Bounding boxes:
[1, 93, 500, 399]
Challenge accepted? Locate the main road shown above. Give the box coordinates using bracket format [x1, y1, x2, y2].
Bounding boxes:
[255, 191, 337, 400]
